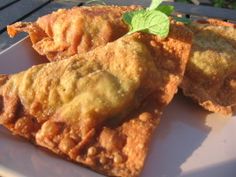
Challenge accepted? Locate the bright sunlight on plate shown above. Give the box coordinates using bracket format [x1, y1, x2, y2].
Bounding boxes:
[0, 37, 236, 177]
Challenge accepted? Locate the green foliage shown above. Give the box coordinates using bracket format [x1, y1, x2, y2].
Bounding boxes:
[175, 0, 236, 9]
[155, 5, 174, 15]
[213, 0, 236, 9]
[122, 10, 146, 25]
[125, 10, 170, 38]
[229, 2, 236, 9]
[123, 0, 173, 38]
[213, 0, 225, 8]
[175, 0, 192, 3]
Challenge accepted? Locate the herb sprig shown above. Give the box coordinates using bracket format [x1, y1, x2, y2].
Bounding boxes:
[123, 0, 190, 38]
[123, 0, 173, 38]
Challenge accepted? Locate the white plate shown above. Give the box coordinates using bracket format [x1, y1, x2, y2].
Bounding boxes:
[0, 37, 236, 177]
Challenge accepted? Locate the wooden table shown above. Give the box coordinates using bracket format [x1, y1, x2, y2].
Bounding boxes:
[0, 0, 83, 52]
[0, 0, 235, 52]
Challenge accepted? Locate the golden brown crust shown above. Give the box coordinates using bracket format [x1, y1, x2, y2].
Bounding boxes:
[2, 18, 192, 177]
[181, 19, 236, 115]
[0, 75, 9, 89]
[0, 96, 159, 177]
[7, 5, 141, 61]
[7, 22, 47, 44]
[196, 19, 236, 28]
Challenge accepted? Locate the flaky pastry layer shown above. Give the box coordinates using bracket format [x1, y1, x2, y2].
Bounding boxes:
[181, 19, 236, 115]
[2, 20, 192, 177]
[7, 5, 140, 61]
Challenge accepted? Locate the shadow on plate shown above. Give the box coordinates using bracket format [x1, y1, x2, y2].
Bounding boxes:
[0, 90, 233, 177]
[141, 92, 215, 177]
[182, 159, 236, 177]
[0, 127, 103, 177]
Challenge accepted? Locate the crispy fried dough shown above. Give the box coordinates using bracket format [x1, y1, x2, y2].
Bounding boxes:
[7, 5, 140, 61]
[0, 22, 192, 177]
[181, 19, 236, 115]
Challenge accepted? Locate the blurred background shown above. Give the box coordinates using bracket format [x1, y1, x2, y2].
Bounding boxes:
[166, 0, 236, 9]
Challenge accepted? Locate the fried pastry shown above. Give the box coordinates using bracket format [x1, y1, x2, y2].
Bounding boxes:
[7, 5, 140, 61]
[0, 22, 192, 177]
[181, 19, 236, 115]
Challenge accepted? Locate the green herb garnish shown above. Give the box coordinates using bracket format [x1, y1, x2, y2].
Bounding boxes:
[123, 0, 191, 38]
[123, 0, 173, 38]
[122, 9, 146, 25]
[126, 10, 170, 37]
[155, 5, 174, 16]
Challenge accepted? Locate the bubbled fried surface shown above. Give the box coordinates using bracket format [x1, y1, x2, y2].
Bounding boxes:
[7, 5, 140, 61]
[181, 19, 236, 115]
[1, 22, 192, 177]
[0, 36, 160, 137]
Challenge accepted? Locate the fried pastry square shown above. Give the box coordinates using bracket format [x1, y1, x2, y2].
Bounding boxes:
[7, 5, 140, 61]
[1, 23, 192, 177]
[181, 19, 236, 115]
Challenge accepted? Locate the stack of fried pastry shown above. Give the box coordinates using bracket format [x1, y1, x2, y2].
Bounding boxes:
[181, 19, 236, 115]
[7, 5, 141, 61]
[1, 4, 235, 177]
[2, 5, 193, 177]
[8, 5, 236, 115]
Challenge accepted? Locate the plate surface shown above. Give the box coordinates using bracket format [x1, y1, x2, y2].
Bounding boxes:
[0, 37, 236, 177]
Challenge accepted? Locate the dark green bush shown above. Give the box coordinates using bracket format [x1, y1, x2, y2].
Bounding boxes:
[175, 0, 236, 9]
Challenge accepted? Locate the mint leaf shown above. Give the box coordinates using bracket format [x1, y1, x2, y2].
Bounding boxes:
[128, 10, 170, 38]
[155, 5, 174, 15]
[123, 10, 145, 27]
[123, 0, 171, 38]
[149, 0, 162, 10]
[173, 16, 192, 25]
